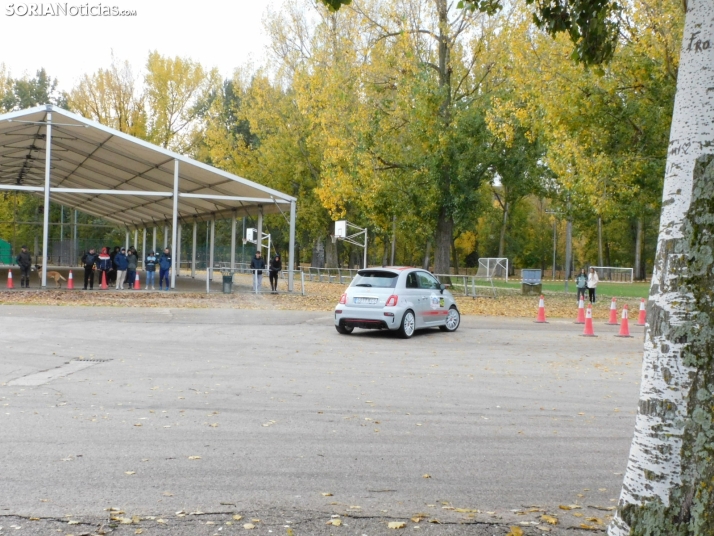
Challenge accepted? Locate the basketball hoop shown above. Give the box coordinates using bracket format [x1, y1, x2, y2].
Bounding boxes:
[330, 234, 338, 244]
[242, 238, 247, 245]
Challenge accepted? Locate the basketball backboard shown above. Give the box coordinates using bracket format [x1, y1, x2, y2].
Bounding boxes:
[334, 220, 347, 238]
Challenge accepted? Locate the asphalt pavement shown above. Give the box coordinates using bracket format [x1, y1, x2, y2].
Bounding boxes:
[0, 306, 644, 535]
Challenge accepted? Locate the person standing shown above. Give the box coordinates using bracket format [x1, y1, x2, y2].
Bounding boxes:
[81, 248, 98, 290]
[16, 245, 32, 288]
[109, 246, 120, 284]
[269, 254, 281, 294]
[159, 248, 172, 291]
[575, 268, 587, 304]
[97, 247, 112, 287]
[250, 250, 266, 292]
[126, 247, 138, 289]
[114, 247, 128, 290]
[145, 250, 157, 290]
[587, 267, 599, 304]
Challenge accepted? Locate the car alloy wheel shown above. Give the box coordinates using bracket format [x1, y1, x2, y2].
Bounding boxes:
[399, 310, 416, 339]
[440, 306, 460, 332]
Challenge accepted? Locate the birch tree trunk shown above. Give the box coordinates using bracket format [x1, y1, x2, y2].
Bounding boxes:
[634, 216, 644, 281]
[609, 1, 714, 533]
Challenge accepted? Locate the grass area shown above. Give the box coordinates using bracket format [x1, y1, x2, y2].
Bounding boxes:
[488, 280, 649, 298]
[441, 277, 650, 299]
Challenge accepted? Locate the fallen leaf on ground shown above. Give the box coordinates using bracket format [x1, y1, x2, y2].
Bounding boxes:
[540, 515, 558, 525]
[124, 471, 136, 475]
[387, 521, 406, 529]
[243, 523, 255, 529]
[422, 474, 431, 478]
[135, 530, 143, 535]
[559, 505, 581, 510]
[580, 524, 599, 530]
[506, 527, 524, 536]
[188, 456, 201, 460]
[327, 519, 342, 526]
[233, 515, 243, 521]
[321, 492, 333, 497]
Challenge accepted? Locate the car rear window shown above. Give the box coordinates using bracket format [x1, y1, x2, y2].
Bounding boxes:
[350, 270, 398, 288]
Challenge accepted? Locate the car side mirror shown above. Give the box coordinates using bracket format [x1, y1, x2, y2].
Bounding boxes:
[440, 283, 446, 294]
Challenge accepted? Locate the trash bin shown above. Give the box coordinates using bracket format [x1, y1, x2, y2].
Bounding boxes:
[222, 274, 233, 294]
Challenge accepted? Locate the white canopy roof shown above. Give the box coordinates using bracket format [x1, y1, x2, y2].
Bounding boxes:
[0, 104, 295, 227]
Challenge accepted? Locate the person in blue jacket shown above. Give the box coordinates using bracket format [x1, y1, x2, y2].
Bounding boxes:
[159, 248, 172, 291]
[97, 247, 112, 288]
[114, 247, 128, 290]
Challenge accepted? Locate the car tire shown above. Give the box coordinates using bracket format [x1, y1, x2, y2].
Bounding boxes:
[398, 310, 416, 339]
[440, 306, 460, 332]
[336, 324, 354, 335]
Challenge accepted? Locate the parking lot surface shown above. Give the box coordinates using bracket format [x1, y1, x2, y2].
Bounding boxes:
[0, 306, 644, 534]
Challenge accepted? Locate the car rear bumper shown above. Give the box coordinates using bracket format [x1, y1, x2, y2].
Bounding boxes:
[334, 306, 401, 330]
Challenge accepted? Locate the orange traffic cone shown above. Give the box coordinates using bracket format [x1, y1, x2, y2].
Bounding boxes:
[636, 298, 646, 326]
[605, 297, 619, 325]
[616, 304, 633, 338]
[67, 270, 74, 290]
[100, 270, 108, 290]
[7, 269, 14, 289]
[534, 295, 548, 323]
[574, 296, 585, 324]
[134, 272, 141, 290]
[582, 304, 596, 336]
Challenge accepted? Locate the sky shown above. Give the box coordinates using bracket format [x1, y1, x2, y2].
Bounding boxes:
[0, 0, 287, 90]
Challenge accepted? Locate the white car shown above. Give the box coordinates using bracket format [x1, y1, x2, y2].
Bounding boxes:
[334, 267, 460, 338]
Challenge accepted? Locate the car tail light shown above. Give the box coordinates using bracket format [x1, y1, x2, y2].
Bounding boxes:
[339, 293, 347, 304]
[385, 295, 398, 307]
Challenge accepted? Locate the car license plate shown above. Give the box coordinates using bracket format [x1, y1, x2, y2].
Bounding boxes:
[354, 297, 378, 305]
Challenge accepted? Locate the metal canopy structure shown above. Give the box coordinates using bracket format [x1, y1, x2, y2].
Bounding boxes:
[0, 104, 297, 290]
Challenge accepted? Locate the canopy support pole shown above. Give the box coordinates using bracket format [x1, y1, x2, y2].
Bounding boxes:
[142, 228, 147, 269]
[257, 207, 263, 254]
[41, 111, 52, 288]
[171, 159, 179, 289]
[125, 230, 129, 252]
[230, 212, 236, 272]
[152, 226, 157, 253]
[164, 225, 168, 249]
[177, 224, 182, 276]
[209, 217, 215, 282]
[191, 221, 197, 278]
[288, 200, 296, 292]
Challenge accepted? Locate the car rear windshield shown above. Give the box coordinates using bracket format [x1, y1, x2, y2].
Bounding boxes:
[351, 270, 398, 288]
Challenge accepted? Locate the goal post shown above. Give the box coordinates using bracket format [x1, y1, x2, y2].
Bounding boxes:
[590, 266, 634, 283]
[476, 257, 509, 281]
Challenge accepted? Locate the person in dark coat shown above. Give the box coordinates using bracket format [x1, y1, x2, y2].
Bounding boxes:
[114, 247, 128, 290]
[250, 251, 266, 292]
[109, 246, 120, 284]
[81, 248, 98, 290]
[268, 254, 282, 293]
[126, 247, 138, 288]
[16, 245, 32, 288]
[159, 248, 172, 291]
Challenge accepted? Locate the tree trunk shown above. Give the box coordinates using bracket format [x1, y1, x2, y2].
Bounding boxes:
[422, 239, 431, 270]
[634, 216, 644, 281]
[382, 236, 389, 266]
[498, 200, 509, 258]
[598, 216, 604, 267]
[433, 209, 453, 274]
[311, 237, 325, 269]
[325, 238, 338, 268]
[609, 1, 714, 533]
